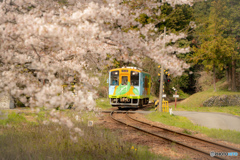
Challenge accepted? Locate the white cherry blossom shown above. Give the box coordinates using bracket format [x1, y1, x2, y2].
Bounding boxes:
[0, 0, 193, 110]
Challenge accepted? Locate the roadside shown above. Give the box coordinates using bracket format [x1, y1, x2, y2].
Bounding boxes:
[173, 111, 240, 132]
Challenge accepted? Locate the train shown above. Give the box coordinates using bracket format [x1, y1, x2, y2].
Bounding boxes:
[108, 67, 151, 109]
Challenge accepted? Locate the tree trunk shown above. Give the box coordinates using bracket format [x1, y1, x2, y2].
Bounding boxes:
[226, 67, 229, 84]
[228, 65, 232, 91]
[232, 60, 237, 91]
[213, 65, 216, 92]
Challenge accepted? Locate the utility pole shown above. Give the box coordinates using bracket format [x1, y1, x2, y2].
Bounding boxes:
[158, 27, 166, 112]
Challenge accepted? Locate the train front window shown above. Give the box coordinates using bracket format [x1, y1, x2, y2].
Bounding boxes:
[111, 71, 119, 85]
[131, 71, 139, 86]
[121, 76, 128, 85]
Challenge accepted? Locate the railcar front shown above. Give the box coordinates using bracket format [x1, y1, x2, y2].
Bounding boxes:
[108, 67, 151, 109]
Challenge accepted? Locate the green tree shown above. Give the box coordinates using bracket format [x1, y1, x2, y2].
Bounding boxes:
[223, 0, 240, 91]
[192, 36, 236, 91]
[192, 0, 239, 91]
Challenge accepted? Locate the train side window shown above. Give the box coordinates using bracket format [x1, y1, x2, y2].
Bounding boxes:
[143, 77, 149, 88]
[111, 71, 119, 85]
[145, 78, 149, 88]
[131, 71, 139, 86]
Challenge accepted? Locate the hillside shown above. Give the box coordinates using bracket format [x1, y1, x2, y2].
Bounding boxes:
[171, 79, 240, 116]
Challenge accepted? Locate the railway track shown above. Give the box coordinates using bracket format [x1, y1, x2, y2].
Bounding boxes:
[110, 111, 240, 160]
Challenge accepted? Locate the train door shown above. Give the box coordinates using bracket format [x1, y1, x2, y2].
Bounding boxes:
[116, 75, 130, 96]
[121, 76, 128, 86]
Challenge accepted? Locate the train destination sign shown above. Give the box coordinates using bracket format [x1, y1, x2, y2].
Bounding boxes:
[173, 95, 179, 98]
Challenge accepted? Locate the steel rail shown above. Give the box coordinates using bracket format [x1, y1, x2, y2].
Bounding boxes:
[126, 113, 240, 153]
[110, 111, 224, 160]
[102, 110, 135, 113]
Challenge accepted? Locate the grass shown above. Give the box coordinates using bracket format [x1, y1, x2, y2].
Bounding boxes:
[0, 109, 167, 160]
[149, 95, 158, 102]
[64, 109, 99, 124]
[145, 112, 240, 144]
[176, 90, 240, 108]
[177, 89, 190, 99]
[96, 98, 112, 109]
[0, 111, 27, 126]
[173, 89, 240, 116]
[172, 79, 240, 116]
[174, 105, 240, 116]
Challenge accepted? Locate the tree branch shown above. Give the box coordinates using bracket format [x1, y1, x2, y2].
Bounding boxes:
[31, 44, 41, 62]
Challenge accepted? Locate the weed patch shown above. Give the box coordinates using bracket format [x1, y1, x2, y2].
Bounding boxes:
[0, 109, 166, 160]
[96, 98, 112, 109]
[183, 129, 192, 135]
[0, 112, 27, 126]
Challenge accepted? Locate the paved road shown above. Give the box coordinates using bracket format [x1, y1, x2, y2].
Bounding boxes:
[173, 111, 240, 132]
[134, 110, 240, 132]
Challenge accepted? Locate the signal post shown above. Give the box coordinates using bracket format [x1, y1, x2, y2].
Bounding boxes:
[172, 87, 179, 109]
[158, 27, 166, 112]
[158, 65, 164, 112]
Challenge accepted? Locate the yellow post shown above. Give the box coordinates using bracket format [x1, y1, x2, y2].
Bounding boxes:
[154, 100, 159, 111]
[162, 100, 169, 112]
[154, 100, 169, 112]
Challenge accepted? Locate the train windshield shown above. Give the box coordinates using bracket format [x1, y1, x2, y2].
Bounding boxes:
[110, 71, 119, 85]
[131, 71, 139, 86]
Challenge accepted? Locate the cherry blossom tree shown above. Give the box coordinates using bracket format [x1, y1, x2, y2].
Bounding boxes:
[0, 0, 193, 110]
